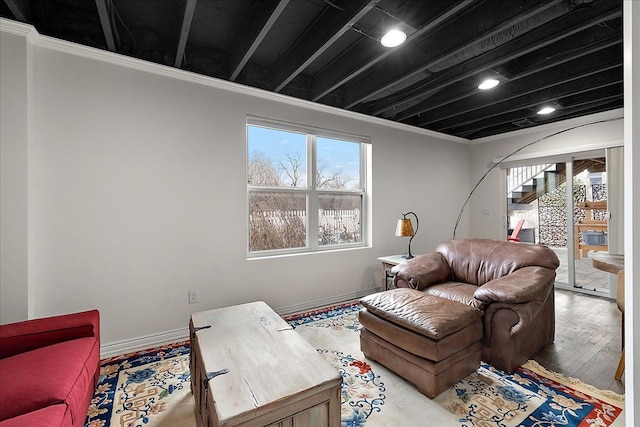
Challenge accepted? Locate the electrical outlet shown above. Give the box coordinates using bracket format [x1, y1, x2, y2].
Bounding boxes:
[188, 289, 199, 304]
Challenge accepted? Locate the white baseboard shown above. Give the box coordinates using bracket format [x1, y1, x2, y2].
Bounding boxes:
[100, 287, 378, 358]
[273, 287, 377, 316]
[100, 327, 190, 359]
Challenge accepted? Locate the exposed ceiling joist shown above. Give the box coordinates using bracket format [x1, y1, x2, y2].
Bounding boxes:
[229, 0, 289, 81]
[433, 66, 622, 131]
[418, 56, 622, 128]
[373, 1, 622, 121]
[3, 0, 28, 22]
[174, 0, 197, 68]
[342, 0, 566, 110]
[94, 0, 116, 52]
[396, 36, 622, 126]
[455, 89, 623, 138]
[273, 0, 378, 92]
[310, 0, 476, 102]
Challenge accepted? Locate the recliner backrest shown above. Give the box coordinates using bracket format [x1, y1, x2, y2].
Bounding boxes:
[435, 239, 560, 286]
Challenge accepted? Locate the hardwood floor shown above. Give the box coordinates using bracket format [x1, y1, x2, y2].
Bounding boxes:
[534, 288, 625, 394]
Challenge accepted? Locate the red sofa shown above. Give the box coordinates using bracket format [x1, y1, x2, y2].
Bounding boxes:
[0, 310, 100, 427]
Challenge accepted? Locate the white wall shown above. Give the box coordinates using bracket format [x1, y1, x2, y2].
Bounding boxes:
[623, 0, 639, 423]
[0, 20, 470, 348]
[0, 27, 31, 323]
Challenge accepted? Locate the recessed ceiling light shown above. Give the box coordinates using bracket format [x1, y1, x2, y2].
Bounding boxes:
[537, 106, 556, 115]
[478, 78, 500, 90]
[380, 29, 406, 47]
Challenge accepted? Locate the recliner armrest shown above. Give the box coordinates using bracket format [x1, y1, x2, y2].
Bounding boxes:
[0, 309, 100, 359]
[391, 253, 452, 291]
[474, 266, 555, 304]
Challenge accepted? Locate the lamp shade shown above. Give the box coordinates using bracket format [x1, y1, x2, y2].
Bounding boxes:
[395, 218, 414, 237]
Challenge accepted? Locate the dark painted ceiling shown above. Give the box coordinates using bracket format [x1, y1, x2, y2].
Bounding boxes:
[1, 0, 623, 139]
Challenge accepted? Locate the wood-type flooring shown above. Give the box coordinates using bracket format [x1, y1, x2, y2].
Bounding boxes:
[534, 288, 625, 395]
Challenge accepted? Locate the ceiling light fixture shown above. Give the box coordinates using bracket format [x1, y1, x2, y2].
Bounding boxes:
[478, 78, 500, 90]
[537, 106, 556, 115]
[381, 29, 406, 47]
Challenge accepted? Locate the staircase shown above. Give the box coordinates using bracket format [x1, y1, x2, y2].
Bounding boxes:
[508, 164, 563, 210]
[507, 159, 604, 210]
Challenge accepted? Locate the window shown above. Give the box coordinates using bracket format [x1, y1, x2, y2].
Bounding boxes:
[247, 120, 368, 256]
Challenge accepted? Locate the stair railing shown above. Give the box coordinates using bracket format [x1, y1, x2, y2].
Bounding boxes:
[507, 164, 553, 195]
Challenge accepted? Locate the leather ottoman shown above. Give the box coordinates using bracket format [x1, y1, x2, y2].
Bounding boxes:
[359, 288, 483, 398]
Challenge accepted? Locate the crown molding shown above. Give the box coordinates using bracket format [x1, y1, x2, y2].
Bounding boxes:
[0, 18, 38, 42]
[0, 18, 469, 145]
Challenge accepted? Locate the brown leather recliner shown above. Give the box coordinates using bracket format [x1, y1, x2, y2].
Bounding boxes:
[391, 238, 560, 373]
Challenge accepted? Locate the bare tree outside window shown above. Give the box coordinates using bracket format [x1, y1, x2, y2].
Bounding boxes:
[316, 163, 351, 189]
[279, 152, 305, 187]
[248, 151, 280, 186]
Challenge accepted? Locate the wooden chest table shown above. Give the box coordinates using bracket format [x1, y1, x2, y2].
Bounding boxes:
[190, 302, 341, 427]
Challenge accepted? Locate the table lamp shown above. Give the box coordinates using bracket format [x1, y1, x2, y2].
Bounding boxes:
[395, 211, 419, 259]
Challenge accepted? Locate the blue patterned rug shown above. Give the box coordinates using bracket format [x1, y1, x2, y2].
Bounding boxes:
[85, 302, 624, 427]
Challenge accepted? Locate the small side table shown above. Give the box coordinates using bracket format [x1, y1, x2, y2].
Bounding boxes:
[591, 253, 624, 275]
[378, 255, 412, 291]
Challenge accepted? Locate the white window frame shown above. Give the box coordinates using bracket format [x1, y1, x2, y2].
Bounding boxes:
[247, 117, 370, 258]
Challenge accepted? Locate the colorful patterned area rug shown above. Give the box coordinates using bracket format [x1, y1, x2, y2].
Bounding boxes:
[85, 303, 625, 427]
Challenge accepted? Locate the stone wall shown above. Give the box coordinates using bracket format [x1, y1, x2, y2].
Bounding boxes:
[538, 183, 607, 247]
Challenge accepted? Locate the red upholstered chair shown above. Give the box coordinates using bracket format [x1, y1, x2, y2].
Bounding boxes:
[508, 219, 525, 242]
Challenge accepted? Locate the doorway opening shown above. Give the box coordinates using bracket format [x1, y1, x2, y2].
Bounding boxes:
[506, 156, 610, 296]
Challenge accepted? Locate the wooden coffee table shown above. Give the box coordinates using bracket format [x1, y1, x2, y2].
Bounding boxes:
[190, 301, 341, 427]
